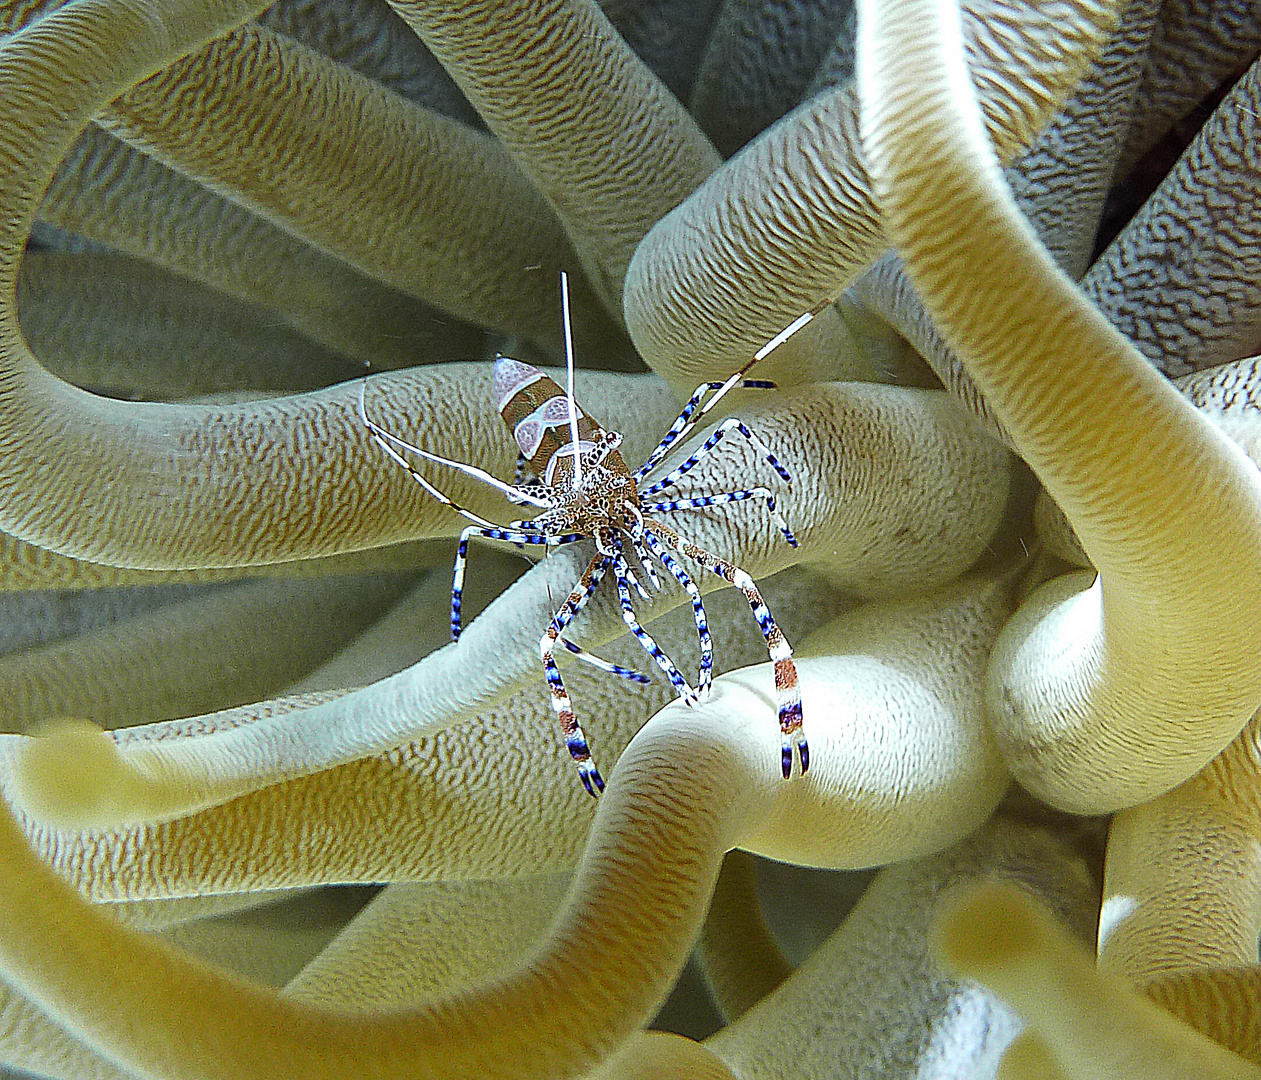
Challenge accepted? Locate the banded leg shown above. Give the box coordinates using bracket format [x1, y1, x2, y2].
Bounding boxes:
[645, 488, 799, 547]
[627, 533, 662, 594]
[451, 526, 582, 640]
[640, 528, 713, 697]
[611, 549, 697, 704]
[641, 417, 793, 496]
[647, 520, 807, 779]
[547, 553, 650, 684]
[540, 553, 613, 796]
[632, 378, 777, 482]
[557, 638, 650, 684]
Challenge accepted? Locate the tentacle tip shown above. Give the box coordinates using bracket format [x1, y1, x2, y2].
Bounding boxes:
[12, 719, 132, 828]
[931, 882, 1046, 978]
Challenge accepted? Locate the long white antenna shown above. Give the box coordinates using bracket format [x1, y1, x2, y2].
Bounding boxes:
[699, 308, 820, 420]
[560, 270, 583, 490]
[753, 309, 816, 362]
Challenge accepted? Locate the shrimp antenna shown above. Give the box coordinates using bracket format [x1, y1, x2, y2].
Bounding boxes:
[700, 307, 821, 421]
[560, 271, 583, 490]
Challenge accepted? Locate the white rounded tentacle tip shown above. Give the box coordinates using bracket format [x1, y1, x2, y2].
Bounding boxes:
[11, 719, 179, 829]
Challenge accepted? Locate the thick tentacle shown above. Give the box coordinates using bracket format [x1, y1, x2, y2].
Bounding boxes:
[859, 0, 1261, 811]
[623, 0, 1121, 390]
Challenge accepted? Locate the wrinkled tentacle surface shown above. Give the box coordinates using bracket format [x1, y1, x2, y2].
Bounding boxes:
[860, 0, 1261, 812]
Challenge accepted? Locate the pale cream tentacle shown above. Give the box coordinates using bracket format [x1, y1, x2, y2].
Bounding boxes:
[0, 1, 672, 569]
[283, 875, 571, 1008]
[1036, 354, 1261, 569]
[0, 572, 1013, 1079]
[859, 0, 1261, 812]
[0, 573, 413, 733]
[1099, 708, 1261, 984]
[696, 849, 793, 1022]
[280, 553, 523, 694]
[703, 818, 1097, 1080]
[0, 533, 447, 591]
[37, 126, 480, 369]
[850, 0, 1159, 444]
[256, 0, 478, 122]
[99, 23, 620, 348]
[585, 1032, 738, 1080]
[17, 251, 362, 397]
[390, 0, 721, 316]
[934, 882, 1261, 1080]
[1142, 967, 1261, 1066]
[10, 572, 845, 901]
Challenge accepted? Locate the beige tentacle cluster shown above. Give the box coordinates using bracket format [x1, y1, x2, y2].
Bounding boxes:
[3, 0, 1261, 1075]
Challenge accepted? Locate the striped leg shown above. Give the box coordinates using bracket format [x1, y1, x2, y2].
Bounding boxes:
[641, 417, 792, 497]
[611, 549, 697, 704]
[540, 554, 613, 796]
[647, 520, 807, 779]
[640, 529, 713, 697]
[644, 487, 799, 547]
[632, 378, 777, 483]
[627, 533, 662, 593]
[451, 525, 582, 640]
[557, 638, 650, 684]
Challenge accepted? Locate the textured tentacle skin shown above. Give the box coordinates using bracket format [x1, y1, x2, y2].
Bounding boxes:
[98, 22, 621, 348]
[0, 0, 673, 570]
[255, 0, 479, 123]
[689, 0, 855, 158]
[38, 126, 485, 370]
[1099, 708, 1261, 985]
[1142, 968, 1261, 1067]
[0, 694, 758, 1080]
[283, 875, 573, 1009]
[1085, 57, 1261, 379]
[859, 0, 1261, 813]
[1117, 0, 1261, 176]
[622, 0, 1123, 392]
[934, 882, 1261, 1080]
[389, 0, 721, 317]
[851, 0, 1159, 444]
[1037, 354, 1261, 570]
[0, 573, 413, 732]
[0, 532, 446, 591]
[0, 888, 364, 1080]
[5, 572, 842, 903]
[702, 819, 1097, 1080]
[0, 573, 1011, 1079]
[6, 383, 1012, 829]
[17, 251, 363, 397]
